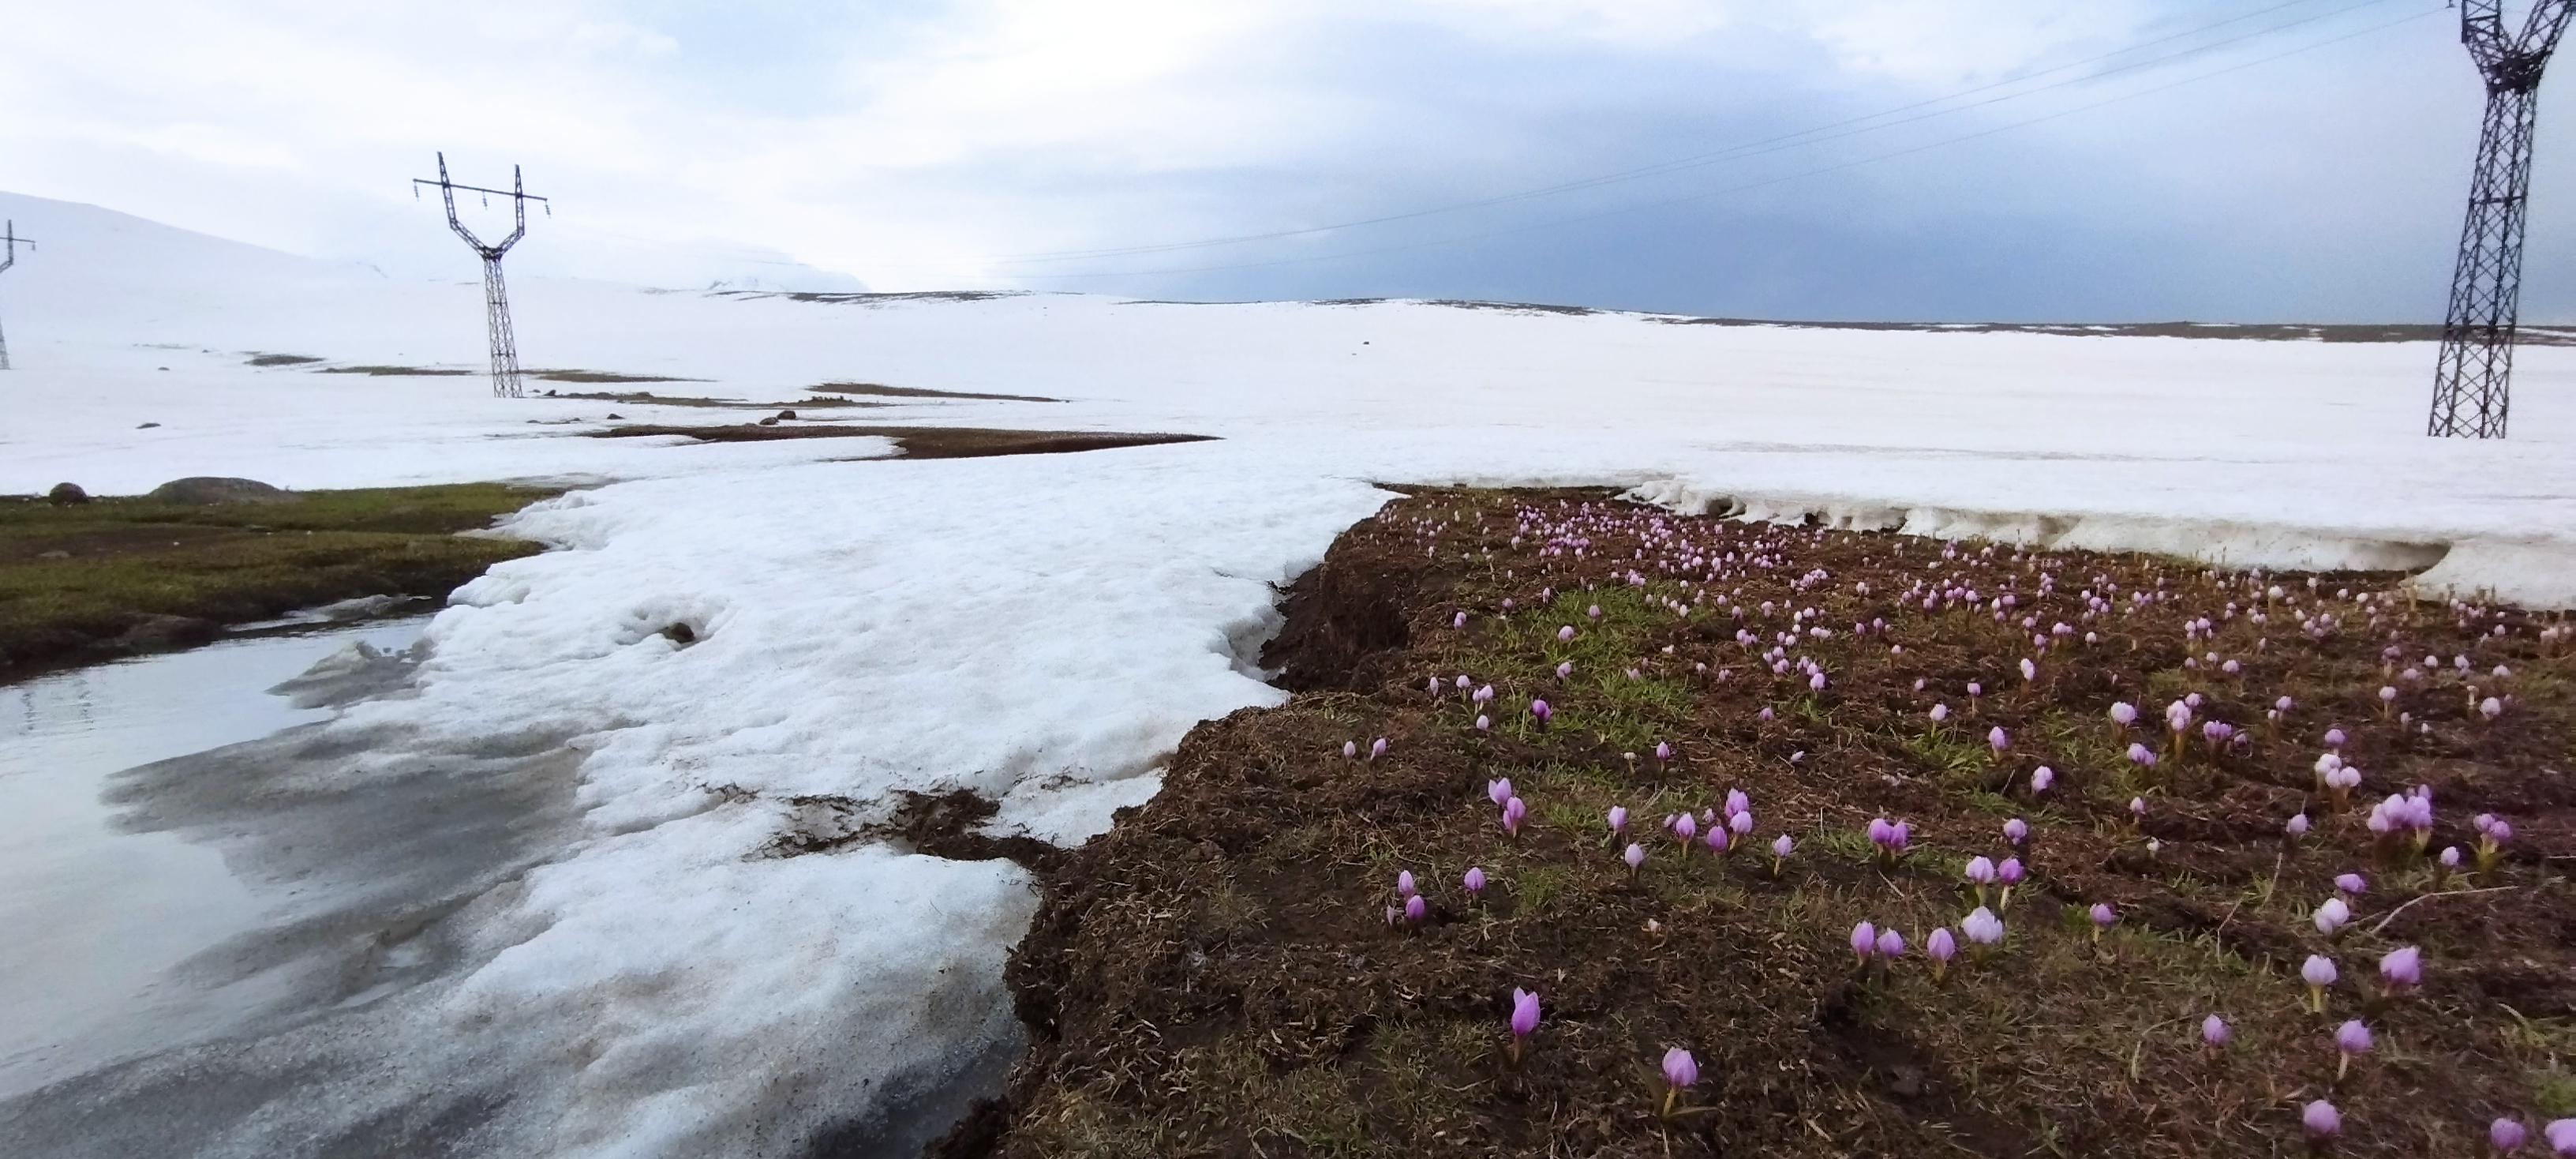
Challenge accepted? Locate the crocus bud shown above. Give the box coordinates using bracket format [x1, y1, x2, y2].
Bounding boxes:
[2201, 1014, 2230, 1048]
[1463, 867, 1486, 896]
[1555, 661, 1572, 680]
[1404, 895, 1427, 924]
[1725, 789, 1750, 816]
[1530, 699, 1552, 726]
[1557, 625, 1575, 642]
[2334, 1019, 2372, 1078]
[2303, 955, 2338, 1012]
[1988, 726, 2010, 754]
[1474, 714, 1491, 733]
[1654, 741, 1673, 763]
[2377, 946, 2421, 992]
[2489, 1117, 2525, 1154]
[2548, 1119, 2576, 1154]
[2110, 701, 2137, 726]
[2314, 897, 2350, 936]
[2303, 1099, 2340, 1139]
[2003, 818, 2028, 846]
[1851, 921, 1878, 962]
[2334, 872, 2365, 896]
[1929, 703, 1949, 723]
[2286, 812, 2310, 839]
[2324, 727, 2347, 748]
[1501, 797, 1526, 836]
[1875, 928, 1905, 958]
[1624, 842, 1646, 872]
[1661, 1047, 1698, 1117]
[1606, 806, 1629, 835]
[1488, 778, 1513, 805]
[1728, 810, 1753, 838]
[1673, 812, 1698, 843]
[1396, 870, 1417, 898]
[2031, 766, 2055, 793]
[1926, 927, 1956, 978]
[1962, 906, 2005, 947]
[2090, 902, 2117, 942]
[1509, 987, 1541, 1041]
[1342, 741, 1357, 759]
[1369, 737, 1387, 760]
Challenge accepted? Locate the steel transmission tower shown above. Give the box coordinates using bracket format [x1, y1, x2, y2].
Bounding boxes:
[414, 153, 549, 398]
[2429, 0, 2576, 438]
[0, 220, 34, 371]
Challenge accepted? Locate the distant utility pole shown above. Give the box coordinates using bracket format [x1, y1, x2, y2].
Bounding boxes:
[2428, 0, 2575, 439]
[413, 152, 549, 399]
[0, 220, 34, 371]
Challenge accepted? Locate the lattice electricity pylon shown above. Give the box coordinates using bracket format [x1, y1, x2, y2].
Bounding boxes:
[414, 153, 550, 398]
[2429, 0, 2576, 438]
[0, 220, 34, 372]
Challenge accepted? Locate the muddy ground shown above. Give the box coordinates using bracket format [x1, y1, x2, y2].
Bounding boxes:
[945, 488, 2574, 1157]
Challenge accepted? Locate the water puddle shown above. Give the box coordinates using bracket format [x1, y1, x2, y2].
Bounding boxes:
[0, 618, 427, 1095]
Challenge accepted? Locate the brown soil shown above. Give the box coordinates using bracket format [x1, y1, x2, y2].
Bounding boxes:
[953, 488, 2576, 1158]
[811, 382, 1063, 403]
[541, 391, 878, 411]
[590, 424, 1214, 459]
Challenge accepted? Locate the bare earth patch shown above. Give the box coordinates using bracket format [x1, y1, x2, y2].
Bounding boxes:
[589, 423, 1213, 459]
[951, 487, 2574, 1158]
[810, 382, 1063, 403]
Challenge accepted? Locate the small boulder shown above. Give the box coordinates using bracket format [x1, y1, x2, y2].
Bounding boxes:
[113, 615, 220, 651]
[776, 409, 797, 421]
[137, 422, 162, 429]
[144, 477, 300, 505]
[46, 482, 91, 505]
[756, 416, 781, 427]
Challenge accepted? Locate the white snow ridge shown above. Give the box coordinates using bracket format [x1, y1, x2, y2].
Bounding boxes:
[2, 189, 2574, 1157]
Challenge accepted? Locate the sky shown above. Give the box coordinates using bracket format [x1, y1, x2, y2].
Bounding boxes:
[3, 0, 2570, 321]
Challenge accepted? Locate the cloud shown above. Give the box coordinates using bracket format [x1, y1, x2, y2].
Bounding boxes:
[0, 0, 2553, 319]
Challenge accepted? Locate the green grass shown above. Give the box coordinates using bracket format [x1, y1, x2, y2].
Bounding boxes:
[1, 483, 552, 673]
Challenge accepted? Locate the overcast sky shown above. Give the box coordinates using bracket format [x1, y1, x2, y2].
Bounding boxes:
[6, 0, 2569, 321]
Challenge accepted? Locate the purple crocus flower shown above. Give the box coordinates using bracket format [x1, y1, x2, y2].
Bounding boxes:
[1403, 895, 1427, 923]
[1672, 812, 1698, 844]
[1962, 906, 2004, 947]
[1624, 842, 1646, 872]
[1369, 737, 1387, 760]
[1488, 778, 1513, 806]
[2286, 812, 2311, 839]
[1728, 810, 1754, 838]
[1342, 741, 1357, 760]
[2314, 897, 2350, 936]
[2324, 727, 2347, 749]
[1396, 870, 1417, 898]
[2201, 1014, 2230, 1048]
[2110, 701, 2137, 727]
[1850, 921, 1878, 962]
[1608, 806, 1629, 835]
[1704, 826, 1731, 855]
[2303, 1099, 2341, 1138]
[1529, 699, 1552, 726]
[1725, 789, 1750, 816]
[1926, 927, 1956, 978]
[2548, 1119, 2576, 1155]
[1463, 867, 1486, 897]
[2378, 946, 2421, 992]
[1555, 661, 1573, 680]
[2489, 1118, 2525, 1154]
[1654, 741, 1673, 764]
[1660, 1047, 1698, 1118]
[2003, 818, 2028, 846]
[2334, 1019, 2372, 1078]
[2089, 902, 2117, 941]
[1501, 797, 1526, 836]
[1509, 987, 1541, 1045]
[2334, 872, 2365, 896]
[1876, 928, 1905, 958]
[2031, 766, 2055, 794]
[2127, 742, 2158, 768]
[1557, 625, 1575, 643]
[1474, 714, 1491, 733]
[2303, 955, 2338, 1012]
[1929, 703, 1950, 723]
[1988, 726, 2010, 755]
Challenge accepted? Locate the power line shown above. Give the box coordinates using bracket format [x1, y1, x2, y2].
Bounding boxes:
[996, 0, 2399, 264]
[0, 220, 36, 371]
[996, 6, 2440, 284]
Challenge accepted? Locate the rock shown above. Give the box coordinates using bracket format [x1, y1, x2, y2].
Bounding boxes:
[777, 409, 797, 420]
[137, 422, 162, 429]
[605, 412, 624, 420]
[112, 615, 221, 651]
[144, 477, 300, 505]
[757, 416, 781, 426]
[36, 549, 71, 561]
[45, 482, 91, 505]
